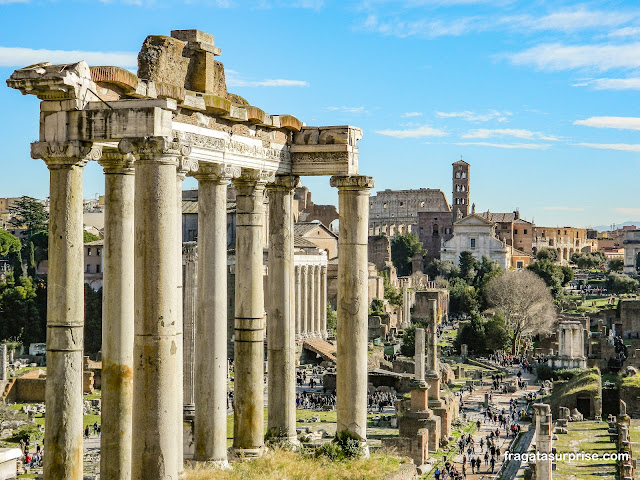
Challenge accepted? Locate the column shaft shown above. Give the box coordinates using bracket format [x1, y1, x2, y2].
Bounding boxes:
[182, 243, 197, 409]
[123, 137, 183, 480]
[232, 171, 269, 456]
[100, 153, 135, 480]
[266, 175, 299, 441]
[315, 266, 322, 336]
[320, 265, 327, 338]
[295, 266, 302, 339]
[301, 267, 308, 337]
[308, 265, 315, 337]
[31, 141, 100, 480]
[331, 175, 374, 442]
[175, 168, 186, 471]
[194, 166, 235, 463]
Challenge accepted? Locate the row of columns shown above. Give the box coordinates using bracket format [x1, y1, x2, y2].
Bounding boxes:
[558, 322, 584, 358]
[34, 135, 373, 479]
[294, 263, 327, 339]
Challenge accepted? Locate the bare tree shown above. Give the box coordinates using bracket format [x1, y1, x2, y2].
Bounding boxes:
[484, 269, 555, 354]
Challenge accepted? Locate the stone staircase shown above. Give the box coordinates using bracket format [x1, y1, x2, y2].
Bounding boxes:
[303, 338, 337, 363]
[1, 378, 15, 401]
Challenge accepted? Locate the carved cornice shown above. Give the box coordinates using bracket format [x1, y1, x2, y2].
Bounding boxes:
[330, 175, 374, 190]
[118, 136, 191, 164]
[31, 141, 102, 168]
[234, 168, 276, 186]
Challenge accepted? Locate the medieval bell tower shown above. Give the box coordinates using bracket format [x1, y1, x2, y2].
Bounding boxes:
[452, 158, 470, 222]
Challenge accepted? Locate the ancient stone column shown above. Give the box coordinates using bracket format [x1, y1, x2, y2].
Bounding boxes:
[427, 299, 438, 375]
[315, 265, 322, 336]
[121, 136, 186, 480]
[232, 170, 271, 457]
[331, 175, 374, 443]
[402, 279, 411, 328]
[194, 165, 237, 465]
[175, 163, 188, 471]
[320, 265, 327, 338]
[266, 175, 299, 442]
[31, 140, 101, 480]
[99, 150, 135, 480]
[533, 403, 553, 480]
[0, 344, 7, 382]
[182, 242, 197, 413]
[295, 265, 302, 339]
[308, 264, 316, 337]
[301, 266, 308, 337]
[415, 328, 425, 384]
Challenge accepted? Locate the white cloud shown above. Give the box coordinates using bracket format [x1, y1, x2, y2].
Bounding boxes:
[575, 142, 640, 152]
[543, 206, 585, 212]
[615, 207, 640, 216]
[455, 142, 550, 150]
[573, 78, 640, 90]
[401, 112, 423, 118]
[227, 77, 309, 87]
[461, 128, 558, 141]
[361, 14, 487, 38]
[326, 106, 367, 114]
[0, 46, 138, 68]
[609, 26, 640, 38]
[436, 110, 510, 122]
[0, 0, 29, 3]
[376, 125, 447, 138]
[574, 117, 640, 131]
[513, 8, 636, 33]
[504, 42, 640, 72]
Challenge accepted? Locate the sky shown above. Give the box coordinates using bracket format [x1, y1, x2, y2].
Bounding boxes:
[1, 0, 639, 229]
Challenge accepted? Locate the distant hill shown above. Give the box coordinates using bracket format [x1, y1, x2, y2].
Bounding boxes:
[592, 221, 640, 232]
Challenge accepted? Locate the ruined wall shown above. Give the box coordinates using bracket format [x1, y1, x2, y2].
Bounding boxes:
[620, 299, 640, 338]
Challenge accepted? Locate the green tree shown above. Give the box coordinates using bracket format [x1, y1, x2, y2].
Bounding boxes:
[484, 314, 510, 352]
[571, 251, 607, 269]
[326, 303, 337, 336]
[400, 322, 428, 357]
[459, 251, 478, 283]
[84, 285, 103, 355]
[30, 231, 48, 267]
[453, 312, 486, 354]
[380, 270, 402, 305]
[0, 230, 21, 258]
[8, 196, 48, 239]
[26, 241, 36, 278]
[390, 233, 425, 276]
[0, 276, 43, 344]
[606, 272, 639, 294]
[560, 265, 574, 285]
[84, 231, 100, 243]
[608, 258, 624, 272]
[424, 259, 460, 280]
[449, 277, 479, 314]
[527, 260, 565, 298]
[369, 298, 385, 316]
[536, 247, 558, 262]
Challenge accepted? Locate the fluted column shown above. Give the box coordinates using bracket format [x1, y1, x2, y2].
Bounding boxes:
[331, 175, 374, 443]
[301, 266, 308, 337]
[121, 136, 187, 480]
[193, 164, 237, 464]
[232, 169, 271, 457]
[31, 140, 101, 480]
[295, 265, 302, 339]
[320, 265, 327, 338]
[308, 263, 315, 338]
[266, 175, 299, 441]
[182, 243, 197, 412]
[98, 150, 135, 480]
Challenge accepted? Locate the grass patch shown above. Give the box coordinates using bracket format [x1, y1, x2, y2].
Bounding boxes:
[184, 447, 407, 480]
[548, 367, 601, 417]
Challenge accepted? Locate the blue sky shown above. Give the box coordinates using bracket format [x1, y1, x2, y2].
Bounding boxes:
[1, 0, 639, 229]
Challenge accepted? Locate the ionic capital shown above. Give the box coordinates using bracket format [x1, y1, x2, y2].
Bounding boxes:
[234, 168, 275, 186]
[330, 175, 374, 190]
[266, 175, 300, 192]
[194, 163, 240, 183]
[177, 157, 200, 179]
[31, 141, 102, 168]
[98, 149, 135, 175]
[118, 136, 192, 165]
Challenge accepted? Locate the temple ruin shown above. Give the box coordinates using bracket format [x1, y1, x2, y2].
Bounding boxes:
[7, 29, 373, 480]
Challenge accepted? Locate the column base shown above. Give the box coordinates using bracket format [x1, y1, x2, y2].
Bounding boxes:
[229, 446, 268, 460]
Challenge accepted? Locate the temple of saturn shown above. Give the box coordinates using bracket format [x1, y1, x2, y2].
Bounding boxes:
[7, 29, 373, 480]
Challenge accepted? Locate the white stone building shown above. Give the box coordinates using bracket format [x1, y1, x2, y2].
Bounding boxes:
[623, 229, 640, 274]
[440, 214, 511, 269]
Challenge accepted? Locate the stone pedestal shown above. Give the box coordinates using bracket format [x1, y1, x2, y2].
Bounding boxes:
[331, 175, 374, 444]
[32, 140, 101, 480]
[266, 176, 299, 443]
[99, 151, 135, 480]
[194, 165, 237, 464]
[232, 170, 270, 457]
